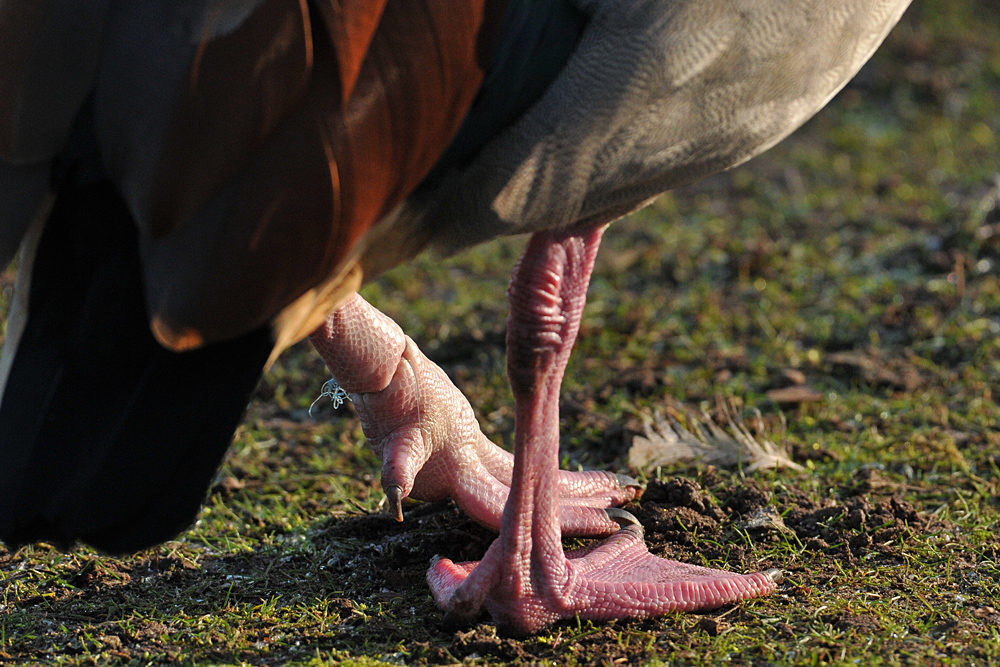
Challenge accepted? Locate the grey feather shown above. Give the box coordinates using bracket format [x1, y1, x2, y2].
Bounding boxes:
[408, 0, 912, 257]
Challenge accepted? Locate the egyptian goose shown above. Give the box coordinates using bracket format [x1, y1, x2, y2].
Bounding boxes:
[0, 0, 911, 634]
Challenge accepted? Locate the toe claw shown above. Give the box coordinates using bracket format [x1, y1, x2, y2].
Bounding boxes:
[385, 485, 404, 522]
[764, 568, 784, 584]
[605, 507, 642, 530]
[616, 473, 643, 491]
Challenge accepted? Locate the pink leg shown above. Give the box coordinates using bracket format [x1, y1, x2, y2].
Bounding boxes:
[309, 294, 639, 537]
[426, 227, 780, 635]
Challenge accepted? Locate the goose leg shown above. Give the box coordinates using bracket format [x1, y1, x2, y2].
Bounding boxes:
[310, 293, 639, 537]
[426, 227, 780, 635]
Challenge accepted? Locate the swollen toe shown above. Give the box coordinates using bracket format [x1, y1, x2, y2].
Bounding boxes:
[427, 556, 473, 608]
[555, 469, 643, 506]
[558, 506, 627, 537]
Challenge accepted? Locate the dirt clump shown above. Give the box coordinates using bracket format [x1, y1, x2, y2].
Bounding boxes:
[826, 612, 884, 633]
[783, 495, 923, 553]
[450, 626, 533, 662]
[721, 480, 770, 516]
[642, 477, 724, 519]
[632, 478, 729, 549]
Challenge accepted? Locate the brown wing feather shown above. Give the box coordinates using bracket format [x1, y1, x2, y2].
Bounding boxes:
[313, 0, 390, 104]
[142, 0, 507, 351]
[146, 0, 314, 239]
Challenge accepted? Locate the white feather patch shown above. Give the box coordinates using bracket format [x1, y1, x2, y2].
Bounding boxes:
[629, 401, 803, 472]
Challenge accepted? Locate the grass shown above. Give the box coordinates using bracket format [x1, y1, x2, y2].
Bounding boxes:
[2, 0, 1000, 664]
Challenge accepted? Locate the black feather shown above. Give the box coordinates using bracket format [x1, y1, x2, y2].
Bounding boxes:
[0, 177, 272, 554]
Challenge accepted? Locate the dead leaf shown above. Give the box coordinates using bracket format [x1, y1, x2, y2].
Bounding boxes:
[828, 348, 924, 391]
[766, 385, 823, 404]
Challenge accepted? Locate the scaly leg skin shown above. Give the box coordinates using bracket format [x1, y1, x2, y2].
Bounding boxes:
[309, 293, 640, 537]
[426, 227, 781, 636]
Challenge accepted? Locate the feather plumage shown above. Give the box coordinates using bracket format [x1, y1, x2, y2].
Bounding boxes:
[0, 0, 537, 551]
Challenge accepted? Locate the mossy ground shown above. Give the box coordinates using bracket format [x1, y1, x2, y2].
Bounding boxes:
[2, 0, 999, 664]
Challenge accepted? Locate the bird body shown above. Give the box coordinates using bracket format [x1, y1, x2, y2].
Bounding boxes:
[0, 0, 910, 346]
[0, 0, 912, 633]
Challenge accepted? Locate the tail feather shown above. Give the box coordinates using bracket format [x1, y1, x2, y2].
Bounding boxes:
[0, 178, 272, 554]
